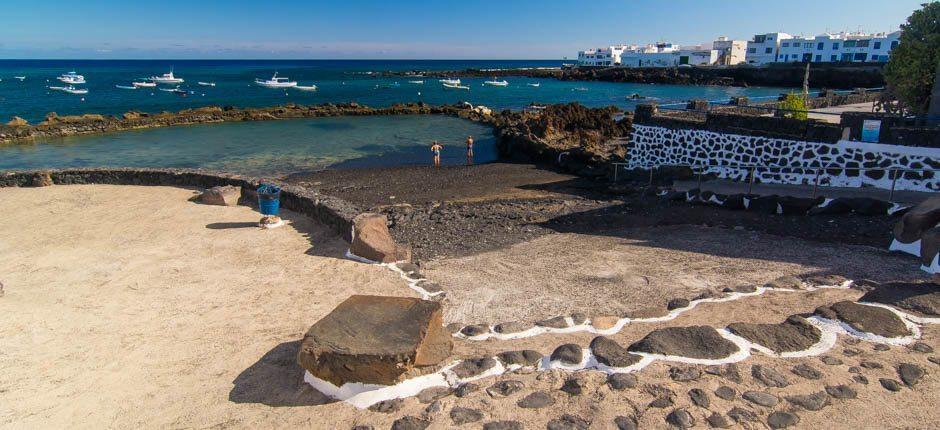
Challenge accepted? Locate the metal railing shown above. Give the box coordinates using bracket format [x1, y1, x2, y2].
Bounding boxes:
[612, 162, 939, 202]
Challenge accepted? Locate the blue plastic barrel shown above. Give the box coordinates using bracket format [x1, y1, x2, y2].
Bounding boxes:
[257, 184, 281, 216]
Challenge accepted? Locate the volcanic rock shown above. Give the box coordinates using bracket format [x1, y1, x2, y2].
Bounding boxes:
[391, 416, 429, 430]
[706, 412, 731, 428]
[296, 295, 452, 386]
[460, 324, 489, 337]
[854, 375, 870, 384]
[786, 391, 830, 411]
[483, 421, 523, 430]
[6, 116, 28, 126]
[487, 380, 525, 397]
[628, 326, 738, 360]
[451, 357, 497, 379]
[806, 274, 849, 286]
[714, 386, 736, 400]
[667, 298, 691, 310]
[751, 365, 790, 388]
[765, 275, 803, 289]
[607, 373, 638, 390]
[688, 388, 710, 408]
[496, 350, 543, 367]
[921, 228, 940, 266]
[349, 212, 412, 263]
[898, 363, 925, 387]
[820, 356, 843, 365]
[547, 414, 590, 430]
[727, 315, 821, 353]
[815, 301, 911, 338]
[591, 315, 621, 330]
[874, 343, 891, 351]
[665, 408, 695, 429]
[551, 344, 583, 365]
[727, 407, 758, 423]
[704, 363, 742, 382]
[860, 360, 883, 369]
[912, 342, 934, 353]
[748, 195, 780, 214]
[825, 384, 857, 399]
[648, 396, 674, 408]
[367, 398, 403, 413]
[29, 172, 53, 187]
[590, 336, 642, 367]
[743, 391, 779, 407]
[560, 377, 587, 396]
[570, 313, 588, 325]
[493, 321, 530, 334]
[417, 386, 451, 403]
[536, 316, 570, 329]
[791, 363, 823, 380]
[860, 281, 940, 317]
[614, 416, 637, 430]
[880, 378, 903, 391]
[198, 185, 241, 206]
[450, 407, 484, 425]
[517, 391, 555, 408]
[893, 195, 940, 243]
[778, 196, 824, 215]
[767, 411, 800, 429]
[454, 383, 479, 398]
[669, 366, 702, 382]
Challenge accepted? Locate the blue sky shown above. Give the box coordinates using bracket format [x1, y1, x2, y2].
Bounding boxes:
[0, 0, 925, 59]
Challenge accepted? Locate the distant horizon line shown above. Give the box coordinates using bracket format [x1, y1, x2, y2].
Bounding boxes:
[0, 58, 569, 62]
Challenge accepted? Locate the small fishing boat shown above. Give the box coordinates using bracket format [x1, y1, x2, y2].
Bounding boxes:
[197, 81, 216, 87]
[572, 87, 588, 91]
[14, 76, 26, 81]
[295, 84, 318, 91]
[408, 80, 425, 84]
[442, 82, 470, 91]
[439, 78, 461, 85]
[527, 82, 540, 88]
[115, 85, 138, 90]
[57, 71, 86, 84]
[255, 72, 297, 88]
[149, 70, 184, 84]
[133, 81, 157, 88]
[158, 86, 184, 92]
[483, 79, 509, 87]
[49, 85, 88, 94]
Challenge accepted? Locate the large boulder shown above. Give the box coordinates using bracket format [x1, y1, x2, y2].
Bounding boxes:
[815, 301, 911, 338]
[297, 295, 452, 386]
[893, 196, 940, 243]
[629, 326, 739, 360]
[921, 227, 940, 267]
[349, 213, 412, 263]
[727, 316, 821, 353]
[198, 185, 242, 206]
[859, 281, 940, 317]
[5, 116, 28, 127]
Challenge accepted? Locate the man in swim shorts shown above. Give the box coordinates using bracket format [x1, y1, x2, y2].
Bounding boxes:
[466, 135, 474, 165]
[430, 141, 443, 166]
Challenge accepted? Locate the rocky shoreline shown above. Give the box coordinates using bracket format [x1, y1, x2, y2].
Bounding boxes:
[382, 63, 886, 89]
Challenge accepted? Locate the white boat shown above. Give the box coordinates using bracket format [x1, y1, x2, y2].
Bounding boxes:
[132, 81, 157, 88]
[14, 76, 26, 81]
[149, 70, 184, 84]
[49, 85, 88, 94]
[527, 82, 540, 88]
[408, 80, 425, 84]
[158, 86, 182, 92]
[295, 84, 318, 91]
[255, 72, 297, 88]
[115, 85, 137, 90]
[197, 81, 216, 87]
[57, 71, 86, 85]
[483, 79, 509, 87]
[439, 78, 461, 85]
[442, 82, 470, 91]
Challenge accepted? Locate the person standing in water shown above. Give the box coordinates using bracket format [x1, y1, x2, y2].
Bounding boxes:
[465, 135, 474, 165]
[430, 141, 444, 166]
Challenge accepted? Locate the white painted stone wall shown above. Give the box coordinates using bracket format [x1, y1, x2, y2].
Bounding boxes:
[628, 124, 940, 192]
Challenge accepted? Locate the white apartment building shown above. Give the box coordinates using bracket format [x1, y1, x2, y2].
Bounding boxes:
[745, 33, 793, 65]
[712, 37, 748, 66]
[618, 43, 719, 68]
[777, 31, 901, 63]
[577, 45, 635, 66]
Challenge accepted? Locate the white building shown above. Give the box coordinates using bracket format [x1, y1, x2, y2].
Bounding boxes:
[776, 31, 901, 63]
[712, 37, 748, 66]
[745, 33, 793, 65]
[618, 43, 719, 68]
[577, 45, 634, 67]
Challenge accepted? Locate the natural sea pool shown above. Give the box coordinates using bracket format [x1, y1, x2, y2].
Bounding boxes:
[0, 115, 497, 177]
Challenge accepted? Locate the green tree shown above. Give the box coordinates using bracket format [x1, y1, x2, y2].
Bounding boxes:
[779, 94, 808, 120]
[883, 2, 940, 115]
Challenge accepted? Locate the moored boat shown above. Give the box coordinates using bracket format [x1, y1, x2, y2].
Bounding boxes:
[439, 78, 461, 85]
[115, 85, 138, 90]
[483, 79, 509, 87]
[133, 81, 157, 88]
[149, 70, 184, 84]
[197, 81, 216, 87]
[57, 71, 86, 85]
[295, 84, 318, 91]
[254, 72, 297, 88]
[527, 82, 540, 88]
[49, 85, 88, 94]
[14, 76, 26, 81]
[408, 80, 425, 84]
[442, 82, 470, 91]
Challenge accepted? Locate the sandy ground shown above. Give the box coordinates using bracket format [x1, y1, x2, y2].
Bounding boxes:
[0, 185, 417, 429]
[424, 225, 923, 325]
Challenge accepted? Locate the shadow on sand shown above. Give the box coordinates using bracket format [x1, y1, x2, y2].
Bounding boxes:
[228, 340, 334, 407]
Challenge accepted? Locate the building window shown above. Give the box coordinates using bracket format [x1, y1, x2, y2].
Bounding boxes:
[854, 53, 867, 61]
[891, 41, 899, 49]
[817, 42, 824, 50]
[765, 47, 773, 54]
[844, 40, 856, 48]
[815, 55, 822, 62]
[831, 55, 837, 61]
[841, 53, 853, 61]
[782, 42, 789, 47]
[873, 41, 882, 50]
[748, 48, 756, 53]
[833, 43, 839, 50]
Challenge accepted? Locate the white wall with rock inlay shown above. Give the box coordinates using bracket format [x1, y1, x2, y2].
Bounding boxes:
[628, 124, 940, 192]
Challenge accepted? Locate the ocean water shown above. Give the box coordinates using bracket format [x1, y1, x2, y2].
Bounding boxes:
[0, 60, 791, 123]
[0, 115, 497, 177]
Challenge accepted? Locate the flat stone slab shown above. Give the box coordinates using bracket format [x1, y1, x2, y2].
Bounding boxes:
[628, 326, 739, 360]
[496, 350, 543, 367]
[727, 316, 821, 353]
[297, 295, 452, 386]
[815, 301, 911, 338]
[893, 195, 940, 243]
[860, 281, 940, 317]
[590, 336, 642, 368]
[349, 212, 411, 263]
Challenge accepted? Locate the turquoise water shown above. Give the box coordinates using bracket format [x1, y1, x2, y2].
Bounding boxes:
[0, 60, 791, 123]
[0, 115, 497, 177]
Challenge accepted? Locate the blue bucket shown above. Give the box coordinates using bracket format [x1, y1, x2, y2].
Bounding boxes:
[257, 184, 281, 216]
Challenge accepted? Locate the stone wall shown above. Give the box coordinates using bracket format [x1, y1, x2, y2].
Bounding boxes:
[0, 168, 360, 241]
[627, 124, 940, 192]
